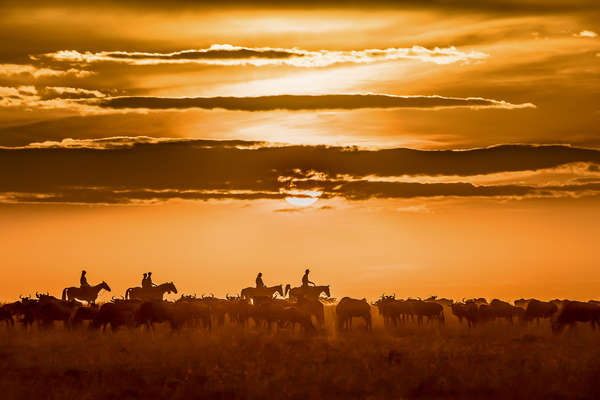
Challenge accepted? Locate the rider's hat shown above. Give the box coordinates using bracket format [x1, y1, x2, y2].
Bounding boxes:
[305, 268, 310, 273]
[258, 272, 262, 276]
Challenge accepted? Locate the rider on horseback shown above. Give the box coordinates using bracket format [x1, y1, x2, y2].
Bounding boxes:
[256, 272, 265, 288]
[147, 272, 157, 287]
[302, 268, 315, 287]
[80, 270, 90, 288]
[141, 273, 148, 288]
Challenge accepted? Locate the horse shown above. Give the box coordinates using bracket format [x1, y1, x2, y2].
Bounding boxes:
[125, 282, 177, 301]
[240, 285, 284, 301]
[336, 297, 372, 331]
[285, 284, 330, 300]
[62, 281, 111, 305]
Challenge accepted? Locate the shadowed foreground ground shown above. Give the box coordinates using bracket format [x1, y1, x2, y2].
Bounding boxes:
[1, 308, 600, 399]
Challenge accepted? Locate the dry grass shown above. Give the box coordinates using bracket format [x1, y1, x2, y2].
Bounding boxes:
[1, 306, 600, 400]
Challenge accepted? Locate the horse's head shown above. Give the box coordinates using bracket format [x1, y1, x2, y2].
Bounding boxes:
[101, 281, 112, 292]
[284, 284, 291, 296]
[323, 285, 331, 298]
[168, 282, 178, 294]
[275, 284, 284, 297]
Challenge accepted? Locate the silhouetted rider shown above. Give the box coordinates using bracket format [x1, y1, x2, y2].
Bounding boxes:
[302, 268, 315, 287]
[80, 270, 90, 288]
[147, 272, 157, 287]
[256, 272, 265, 288]
[141, 273, 148, 288]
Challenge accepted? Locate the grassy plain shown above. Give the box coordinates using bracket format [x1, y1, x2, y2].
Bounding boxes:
[1, 306, 599, 399]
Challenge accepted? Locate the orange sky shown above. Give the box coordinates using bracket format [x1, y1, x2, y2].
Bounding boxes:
[0, 1, 599, 302]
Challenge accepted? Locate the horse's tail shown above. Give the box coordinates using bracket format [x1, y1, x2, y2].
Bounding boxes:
[125, 288, 132, 300]
[62, 287, 68, 301]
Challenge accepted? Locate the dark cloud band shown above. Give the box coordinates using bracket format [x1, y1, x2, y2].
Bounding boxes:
[0, 138, 598, 204]
[99, 94, 534, 111]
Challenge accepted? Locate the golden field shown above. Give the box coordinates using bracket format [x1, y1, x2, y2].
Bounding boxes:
[1, 305, 599, 400]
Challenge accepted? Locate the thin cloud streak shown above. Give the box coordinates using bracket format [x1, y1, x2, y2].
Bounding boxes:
[0, 88, 535, 113]
[100, 94, 535, 111]
[0, 64, 94, 78]
[40, 44, 488, 67]
[574, 30, 598, 38]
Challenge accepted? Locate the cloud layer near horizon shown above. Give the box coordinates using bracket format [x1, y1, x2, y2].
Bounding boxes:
[40, 44, 488, 67]
[0, 88, 535, 113]
[99, 94, 534, 111]
[1, 138, 599, 204]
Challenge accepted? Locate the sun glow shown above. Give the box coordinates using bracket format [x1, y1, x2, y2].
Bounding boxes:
[284, 190, 322, 207]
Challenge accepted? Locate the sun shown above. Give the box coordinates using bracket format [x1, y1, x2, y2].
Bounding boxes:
[284, 190, 322, 207]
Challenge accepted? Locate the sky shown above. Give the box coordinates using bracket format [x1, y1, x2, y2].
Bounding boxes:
[0, 0, 599, 302]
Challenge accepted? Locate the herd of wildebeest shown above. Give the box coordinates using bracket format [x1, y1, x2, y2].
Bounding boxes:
[1, 280, 600, 335]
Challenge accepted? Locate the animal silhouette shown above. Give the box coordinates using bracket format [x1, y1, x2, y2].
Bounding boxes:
[61, 282, 111, 305]
[125, 282, 177, 301]
[285, 284, 330, 300]
[336, 297, 371, 331]
[240, 284, 283, 301]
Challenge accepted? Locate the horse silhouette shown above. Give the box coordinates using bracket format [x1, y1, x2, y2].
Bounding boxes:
[285, 284, 330, 300]
[125, 282, 177, 301]
[62, 282, 111, 305]
[240, 284, 283, 301]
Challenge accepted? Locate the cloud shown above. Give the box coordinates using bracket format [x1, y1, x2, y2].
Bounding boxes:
[41, 44, 488, 67]
[574, 30, 598, 38]
[0, 138, 599, 204]
[8, 1, 600, 15]
[0, 87, 535, 114]
[38, 87, 106, 100]
[99, 93, 535, 111]
[0, 85, 105, 112]
[0, 64, 93, 78]
[12, 136, 264, 150]
[396, 204, 430, 213]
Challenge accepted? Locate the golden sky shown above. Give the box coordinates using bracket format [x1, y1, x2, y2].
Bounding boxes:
[0, 0, 599, 301]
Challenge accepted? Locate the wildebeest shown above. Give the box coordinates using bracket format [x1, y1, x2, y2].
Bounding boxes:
[523, 299, 558, 325]
[135, 301, 211, 331]
[514, 298, 532, 309]
[425, 296, 454, 307]
[452, 302, 480, 327]
[224, 296, 252, 327]
[410, 300, 444, 326]
[62, 282, 111, 305]
[336, 297, 371, 331]
[374, 296, 415, 327]
[0, 299, 29, 327]
[173, 297, 212, 330]
[125, 282, 177, 301]
[552, 301, 600, 334]
[250, 300, 286, 331]
[279, 306, 316, 333]
[70, 306, 99, 328]
[0, 305, 13, 327]
[489, 299, 520, 324]
[27, 294, 81, 328]
[91, 300, 141, 331]
[465, 298, 488, 305]
[297, 297, 325, 326]
[180, 294, 228, 327]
